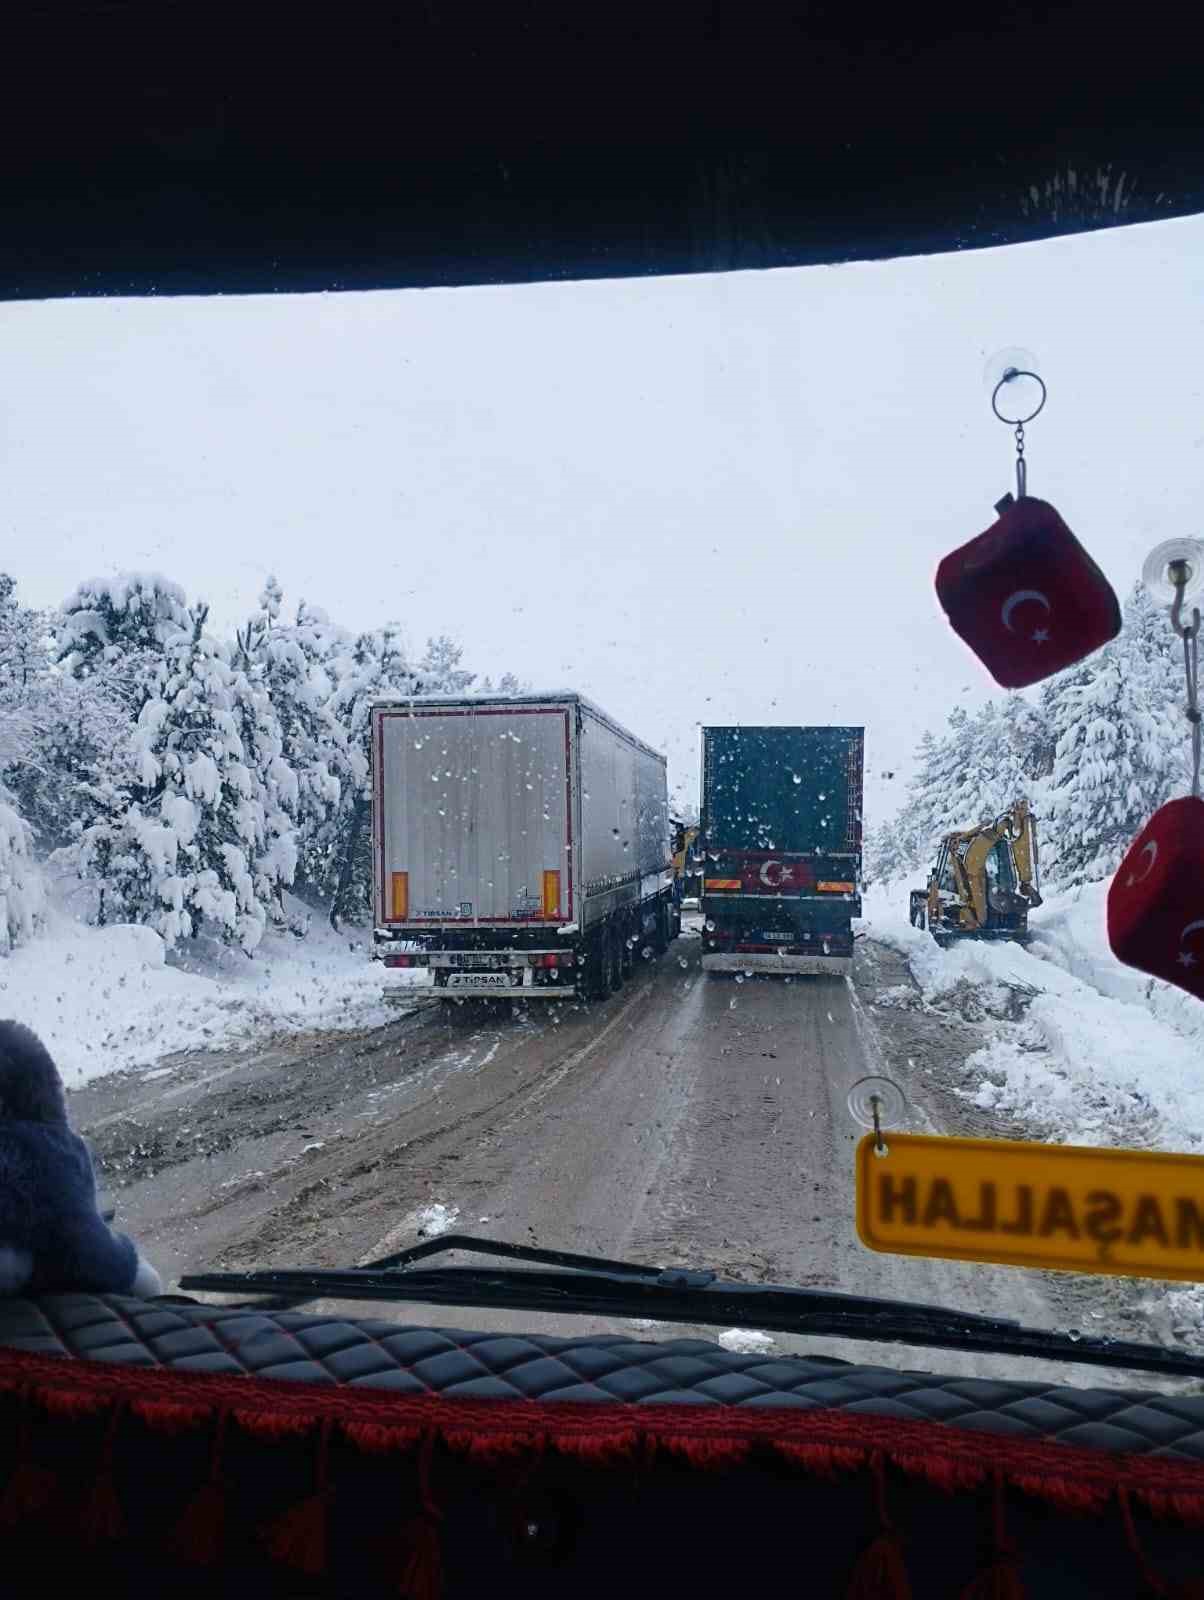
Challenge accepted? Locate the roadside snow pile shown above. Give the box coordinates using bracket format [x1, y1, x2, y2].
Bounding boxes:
[862, 882, 1204, 1154]
[0, 895, 423, 1088]
[717, 1329, 776, 1355]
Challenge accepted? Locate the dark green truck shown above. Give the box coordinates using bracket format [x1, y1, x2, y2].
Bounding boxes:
[699, 725, 864, 976]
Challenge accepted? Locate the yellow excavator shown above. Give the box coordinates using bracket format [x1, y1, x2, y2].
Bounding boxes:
[671, 819, 702, 902]
[909, 798, 1042, 946]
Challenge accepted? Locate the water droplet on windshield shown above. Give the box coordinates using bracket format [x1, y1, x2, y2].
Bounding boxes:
[705, 919, 716, 932]
[642, 946, 653, 960]
[792, 773, 801, 785]
[728, 998, 737, 1010]
[678, 957, 689, 969]
[734, 973, 745, 984]
[1067, 1328, 1082, 1343]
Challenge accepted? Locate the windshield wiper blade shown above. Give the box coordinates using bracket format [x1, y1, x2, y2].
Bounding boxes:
[180, 1234, 1204, 1382]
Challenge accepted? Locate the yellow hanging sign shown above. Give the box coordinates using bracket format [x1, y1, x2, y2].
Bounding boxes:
[856, 1131, 1204, 1283]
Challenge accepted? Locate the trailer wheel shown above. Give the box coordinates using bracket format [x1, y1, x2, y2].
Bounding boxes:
[621, 918, 637, 977]
[607, 925, 625, 993]
[581, 933, 606, 1002]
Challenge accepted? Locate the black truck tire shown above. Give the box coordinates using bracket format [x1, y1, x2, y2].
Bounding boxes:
[581, 931, 606, 1002]
[607, 924, 625, 993]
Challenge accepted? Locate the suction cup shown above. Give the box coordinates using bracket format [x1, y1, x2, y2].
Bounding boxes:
[1143, 538, 1204, 606]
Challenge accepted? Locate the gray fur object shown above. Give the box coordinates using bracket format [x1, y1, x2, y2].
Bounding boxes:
[0, 1020, 161, 1298]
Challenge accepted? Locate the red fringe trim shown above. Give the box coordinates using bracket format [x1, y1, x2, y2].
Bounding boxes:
[261, 1417, 333, 1575]
[392, 1430, 443, 1600]
[169, 1409, 230, 1566]
[4, 1346, 1204, 1528]
[958, 1471, 1025, 1600]
[0, 1388, 58, 1529]
[1119, 1487, 1204, 1598]
[846, 1456, 911, 1599]
[79, 1400, 126, 1544]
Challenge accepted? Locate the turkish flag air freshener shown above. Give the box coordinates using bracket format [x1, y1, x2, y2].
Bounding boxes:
[935, 496, 1121, 689]
[1108, 797, 1204, 1002]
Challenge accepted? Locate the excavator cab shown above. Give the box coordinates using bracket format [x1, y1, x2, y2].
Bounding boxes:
[911, 799, 1042, 945]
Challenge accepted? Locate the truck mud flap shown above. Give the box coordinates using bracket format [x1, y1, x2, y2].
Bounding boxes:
[702, 953, 852, 978]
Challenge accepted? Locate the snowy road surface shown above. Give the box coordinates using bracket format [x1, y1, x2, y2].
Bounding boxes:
[75, 926, 1143, 1386]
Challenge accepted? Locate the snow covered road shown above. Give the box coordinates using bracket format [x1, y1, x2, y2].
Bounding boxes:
[73, 925, 1157, 1386]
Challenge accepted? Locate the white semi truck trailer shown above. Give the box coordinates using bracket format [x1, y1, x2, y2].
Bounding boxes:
[371, 693, 678, 1000]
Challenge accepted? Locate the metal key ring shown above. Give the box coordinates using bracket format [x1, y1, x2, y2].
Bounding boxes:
[991, 368, 1047, 427]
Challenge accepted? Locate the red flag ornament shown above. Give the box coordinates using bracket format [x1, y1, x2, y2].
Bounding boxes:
[1107, 797, 1204, 1002]
[935, 495, 1121, 690]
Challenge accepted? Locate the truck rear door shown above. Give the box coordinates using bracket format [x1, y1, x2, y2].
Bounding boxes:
[375, 703, 573, 928]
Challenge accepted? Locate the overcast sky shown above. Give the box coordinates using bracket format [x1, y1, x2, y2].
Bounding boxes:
[3, 213, 1202, 822]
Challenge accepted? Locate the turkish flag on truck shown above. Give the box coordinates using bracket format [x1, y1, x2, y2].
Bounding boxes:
[704, 854, 818, 895]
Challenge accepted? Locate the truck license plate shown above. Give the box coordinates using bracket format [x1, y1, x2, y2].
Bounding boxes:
[446, 972, 512, 989]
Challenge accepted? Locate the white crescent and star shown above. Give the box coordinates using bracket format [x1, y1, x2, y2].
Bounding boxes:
[1178, 919, 1204, 969]
[1125, 839, 1160, 888]
[759, 860, 795, 888]
[1001, 589, 1052, 642]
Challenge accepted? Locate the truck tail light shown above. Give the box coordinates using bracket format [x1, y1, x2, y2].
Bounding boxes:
[704, 878, 742, 891]
[816, 881, 855, 893]
[542, 870, 561, 918]
[390, 871, 409, 920]
[384, 954, 417, 968]
[528, 952, 575, 968]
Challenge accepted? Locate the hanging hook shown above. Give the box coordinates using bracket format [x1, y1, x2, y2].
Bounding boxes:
[992, 369, 1045, 501]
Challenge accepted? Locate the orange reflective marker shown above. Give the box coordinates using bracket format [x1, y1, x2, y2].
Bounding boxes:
[856, 1131, 1204, 1283]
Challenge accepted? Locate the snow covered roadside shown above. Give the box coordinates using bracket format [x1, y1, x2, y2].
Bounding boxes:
[862, 881, 1204, 1345]
[862, 881, 1204, 1154]
[0, 894, 426, 1089]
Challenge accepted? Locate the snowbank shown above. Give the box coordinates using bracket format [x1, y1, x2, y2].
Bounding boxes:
[861, 881, 1204, 1153]
[0, 896, 424, 1089]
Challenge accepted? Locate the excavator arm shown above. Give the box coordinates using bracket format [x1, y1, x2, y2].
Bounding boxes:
[1009, 798, 1043, 906]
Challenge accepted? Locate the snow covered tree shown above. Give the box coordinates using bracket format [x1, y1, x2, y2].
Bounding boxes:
[872, 687, 1052, 887]
[234, 580, 343, 913]
[0, 577, 122, 863]
[0, 575, 49, 697]
[0, 578, 48, 949]
[476, 670, 527, 696]
[74, 601, 297, 951]
[1042, 584, 1186, 885]
[0, 786, 44, 953]
[420, 635, 474, 695]
[315, 624, 427, 928]
[58, 573, 192, 681]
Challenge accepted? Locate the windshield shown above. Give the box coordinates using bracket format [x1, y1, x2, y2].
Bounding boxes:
[3, 212, 1203, 1391]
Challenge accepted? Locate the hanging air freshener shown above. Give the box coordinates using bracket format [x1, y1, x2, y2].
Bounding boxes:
[1108, 540, 1204, 1001]
[935, 360, 1121, 689]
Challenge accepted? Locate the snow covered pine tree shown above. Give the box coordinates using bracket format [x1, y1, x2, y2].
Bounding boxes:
[234, 581, 343, 929]
[1043, 583, 1187, 884]
[319, 624, 427, 928]
[62, 577, 296, 951]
